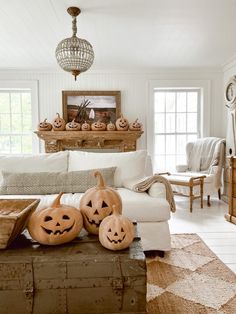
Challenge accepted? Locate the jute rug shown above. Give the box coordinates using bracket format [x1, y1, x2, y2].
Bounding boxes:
[146, 234, 236, 314]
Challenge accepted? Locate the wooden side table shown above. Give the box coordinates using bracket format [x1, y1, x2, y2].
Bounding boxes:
[160, 173, 206, 213]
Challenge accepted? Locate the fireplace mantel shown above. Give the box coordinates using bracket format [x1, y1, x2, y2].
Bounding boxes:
[35, 130, 143, 153]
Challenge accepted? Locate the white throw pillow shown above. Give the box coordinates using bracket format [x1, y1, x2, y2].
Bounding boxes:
[68, 150, 147, 187]
[0, 151, 68, 183]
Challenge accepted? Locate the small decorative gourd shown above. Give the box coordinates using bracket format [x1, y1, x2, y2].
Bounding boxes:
[81, 121, 91, 131]
[27, 192, 83, 245]
[80, 171, 122, 235]
[129, 118, 142, 131]
[66, 119, 81, 131]
[99, 205, 134, 251]
[91, 121, 106, 131]
[115, 114, 129, 131]
[106, 121, 116, 131]
[52, 113, 66, 131]
[37, 118, 52, 131]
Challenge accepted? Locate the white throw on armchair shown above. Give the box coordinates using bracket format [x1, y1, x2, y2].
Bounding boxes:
[174, 137, 226, 204]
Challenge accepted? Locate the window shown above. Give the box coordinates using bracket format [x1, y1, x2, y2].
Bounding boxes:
[0, 81, 39, 154]
[154, 89, 201, 172]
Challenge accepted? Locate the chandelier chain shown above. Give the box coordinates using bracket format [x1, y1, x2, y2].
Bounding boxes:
[72, 17, 77, 37]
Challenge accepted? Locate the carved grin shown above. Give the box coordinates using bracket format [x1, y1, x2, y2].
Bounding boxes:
[107, 234, 126, 244]
[41, 222, 75, 235]
[85, 214, 102, 228]
[54, 124, 62, 128]
[85, 212, 112, 228]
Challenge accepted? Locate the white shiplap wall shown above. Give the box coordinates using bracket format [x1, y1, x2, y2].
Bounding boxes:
[0, 68, 225, 152]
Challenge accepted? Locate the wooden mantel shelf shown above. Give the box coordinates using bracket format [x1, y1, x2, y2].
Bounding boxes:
[35, 130, 143, 153]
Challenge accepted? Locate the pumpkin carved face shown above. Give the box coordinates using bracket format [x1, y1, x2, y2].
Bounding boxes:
[129, 118, 142, 131]
[91, 121, 106, 131]
[106, 121, 116, 131]
[80, 171, 122, 235]
[81, 121, 91, 131]
[52, 113, 66, 131]
[116, 114, 129, 131]
[66, 119, 81, 131]
[99, 205, 134, 250]
[27, 192, 83, 245]
[37, 118, 52, 131]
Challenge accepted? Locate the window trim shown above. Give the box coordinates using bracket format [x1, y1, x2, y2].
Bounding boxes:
[0, 80, 39, 153]
[147, 79, 211, 166]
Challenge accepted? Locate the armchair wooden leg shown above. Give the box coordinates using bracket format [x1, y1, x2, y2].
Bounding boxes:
[218, 189, 221, 200]
[207, 195, 211, 207]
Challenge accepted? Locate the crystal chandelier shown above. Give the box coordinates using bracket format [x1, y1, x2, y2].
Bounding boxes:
[55, 7, 94, 80]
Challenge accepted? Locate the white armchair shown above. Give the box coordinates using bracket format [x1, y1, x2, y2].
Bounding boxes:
[173, 137, 226, 205]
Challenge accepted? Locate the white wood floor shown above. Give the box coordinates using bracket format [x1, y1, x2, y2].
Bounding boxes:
[169, 195, 236, 274]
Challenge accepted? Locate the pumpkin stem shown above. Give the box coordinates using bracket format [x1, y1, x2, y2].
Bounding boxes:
[56, 113, 60, 118]
[94, 171, 106, 189]
[43, 118, 47, 122]
[112, 205, 120, 216]
[134, 118, 138, 123]
[120, 113, 124, 119]
[52, 192, 63, 207]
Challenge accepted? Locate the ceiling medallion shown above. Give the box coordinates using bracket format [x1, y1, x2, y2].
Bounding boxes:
[55, 7, 94, 81]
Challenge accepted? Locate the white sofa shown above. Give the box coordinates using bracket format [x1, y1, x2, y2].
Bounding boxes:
[0, 150, 172, 252]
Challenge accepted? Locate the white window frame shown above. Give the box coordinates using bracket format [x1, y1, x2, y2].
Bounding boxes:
[147, 79, 211, 166]
[0, 80, 39, 153]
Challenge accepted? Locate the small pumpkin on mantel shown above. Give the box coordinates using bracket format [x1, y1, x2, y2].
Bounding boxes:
[99, 205, 134, 251]
[80, 171, 122, 235]
[27, 192, 83, 245]
[115, 114, 129, 131]
[91, 121, 106, 131]
[106, 121, 116, 131]
[52, 113, 66, 131]
[66, 119, 81, 131]
[129, 118, 142, 131]
[37, 118, 52, 131]
[81, 121, 91, 131]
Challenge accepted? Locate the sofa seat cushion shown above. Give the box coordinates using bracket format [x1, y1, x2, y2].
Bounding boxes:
[0, 189, 170, 223]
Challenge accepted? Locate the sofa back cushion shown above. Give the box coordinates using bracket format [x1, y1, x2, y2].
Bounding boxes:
[68, 150, 147, 187]
[0, 151, 68, 183]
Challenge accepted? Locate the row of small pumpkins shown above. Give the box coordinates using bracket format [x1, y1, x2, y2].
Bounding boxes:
[27, 171, 134, 251]
[38, 113, 142, 132]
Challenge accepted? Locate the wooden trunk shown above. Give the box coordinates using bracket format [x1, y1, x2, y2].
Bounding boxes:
[0, 229, 147, 314]
[225, 156, 236, 224]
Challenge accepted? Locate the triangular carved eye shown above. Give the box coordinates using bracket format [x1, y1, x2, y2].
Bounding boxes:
[102, 201, 108, 208]
[87, 200, 92, 207]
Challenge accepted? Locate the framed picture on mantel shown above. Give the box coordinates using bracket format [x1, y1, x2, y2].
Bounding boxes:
[62, 91, 121, 123]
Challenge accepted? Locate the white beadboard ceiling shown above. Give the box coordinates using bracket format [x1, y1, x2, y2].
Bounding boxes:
[0, 0, 235, 71]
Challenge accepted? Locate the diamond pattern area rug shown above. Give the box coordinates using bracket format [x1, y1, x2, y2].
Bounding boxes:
[147, 234, 236, 314]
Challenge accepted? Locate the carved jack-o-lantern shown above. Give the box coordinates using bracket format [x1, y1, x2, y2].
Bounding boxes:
[129, 118, 142, 131]
[115, 114, 129, 131]
[27, 192, 83, 245]
[91, 121, 106, 131]
[66, 119, 81, 131]
[81, 121, 91, 131]
[37, 118, 52, 131]
[99, 205, 134, 251]
[52, 113, 66, 131]
[106, 121, 116, 131]
[80, 171, 122, 235]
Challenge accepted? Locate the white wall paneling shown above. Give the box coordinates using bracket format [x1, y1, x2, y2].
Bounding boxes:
[0, 69, 224, 152]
